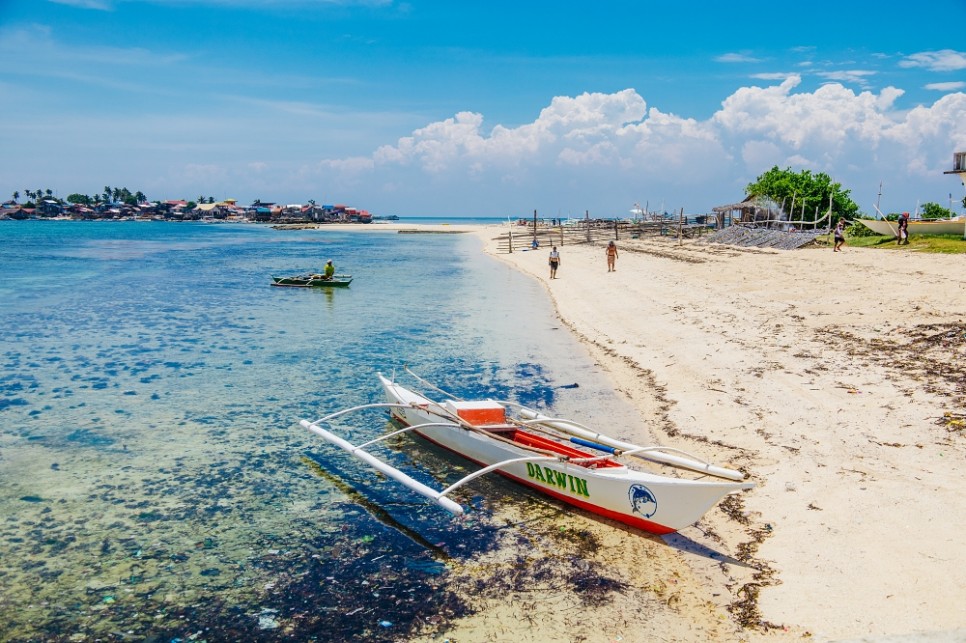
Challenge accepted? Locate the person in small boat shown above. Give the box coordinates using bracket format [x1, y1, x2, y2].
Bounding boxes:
[833, 220, 846, 252]
[548, 246, 560, 279]
[606, 240, 619, 271]
[323, 259, 335, 280]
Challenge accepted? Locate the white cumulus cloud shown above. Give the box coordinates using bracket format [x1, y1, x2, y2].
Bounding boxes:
[304, 78, 966, 215]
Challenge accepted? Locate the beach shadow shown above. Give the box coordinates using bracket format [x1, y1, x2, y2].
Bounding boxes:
[479, 488, 757, 569]
[663, 531, 756, 568]
[301, 454, 453, 559]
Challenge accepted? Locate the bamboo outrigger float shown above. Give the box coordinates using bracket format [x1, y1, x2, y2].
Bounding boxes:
[300, 370, 754, 535]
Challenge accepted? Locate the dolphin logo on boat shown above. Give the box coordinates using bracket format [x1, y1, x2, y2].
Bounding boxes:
[628, 484, 657, 518]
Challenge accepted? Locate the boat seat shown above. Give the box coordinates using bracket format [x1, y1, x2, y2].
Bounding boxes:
[479, 424, 517, 434]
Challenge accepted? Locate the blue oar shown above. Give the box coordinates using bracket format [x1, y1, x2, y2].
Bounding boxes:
[570, 436, 618, 454]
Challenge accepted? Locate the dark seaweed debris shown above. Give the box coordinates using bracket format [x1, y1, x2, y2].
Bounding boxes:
[450, 523, 628, 612]
[726, 523, 782, 631]
[820, 322, 966, 416]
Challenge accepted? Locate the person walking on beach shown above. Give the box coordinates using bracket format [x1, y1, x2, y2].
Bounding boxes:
[897, 213, 910, 245]
[606, 240, 618, 271]
[548, 246, 560, 279]
[833, 220, 846, 252]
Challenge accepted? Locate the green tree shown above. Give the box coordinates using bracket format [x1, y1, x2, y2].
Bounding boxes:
[11, 191, 18, 202]
[66, 193, 91, 205]
[746, 166, 860, 223]
[920, 202, 954, 220]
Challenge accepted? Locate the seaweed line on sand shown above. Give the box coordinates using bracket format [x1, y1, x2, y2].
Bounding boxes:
[549, 317, 776, 633]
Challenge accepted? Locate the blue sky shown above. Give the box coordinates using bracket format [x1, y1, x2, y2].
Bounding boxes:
[2, 0, 965, 217]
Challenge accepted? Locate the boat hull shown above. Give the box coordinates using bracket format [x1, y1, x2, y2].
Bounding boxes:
[379, 375, 751, 534]
[860, 219, 966, 237]
[271, 274, 352, 287]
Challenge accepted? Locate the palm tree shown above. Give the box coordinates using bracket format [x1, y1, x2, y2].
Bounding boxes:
[12, 191, 19, 202]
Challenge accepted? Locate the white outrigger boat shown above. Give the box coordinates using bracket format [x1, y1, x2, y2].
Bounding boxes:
[300, 371, 754, 535]
[860, 216, 966, 237]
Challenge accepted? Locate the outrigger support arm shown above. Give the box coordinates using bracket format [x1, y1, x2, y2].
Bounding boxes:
[437, 455, 560, 498]
[300, 419, 464, 515]
[310, 402, 417, 426]
[404, 366, 463, 401]
[355, 421, 462, 450]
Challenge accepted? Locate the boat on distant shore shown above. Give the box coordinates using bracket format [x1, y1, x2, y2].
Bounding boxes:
[271, 274, 352, 287]
[860, 217, 966, 237]
[861, 155, 966, 237]
[300, 369, 754, 535]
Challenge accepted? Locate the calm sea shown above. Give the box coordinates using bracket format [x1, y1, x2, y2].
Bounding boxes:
[0, 220, 638, 641]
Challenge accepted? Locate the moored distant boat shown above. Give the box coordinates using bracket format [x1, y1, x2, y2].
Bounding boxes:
[271, 274, 352, 287]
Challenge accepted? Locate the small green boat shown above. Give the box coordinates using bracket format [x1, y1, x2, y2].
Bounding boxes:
[271, 274, 353, 288]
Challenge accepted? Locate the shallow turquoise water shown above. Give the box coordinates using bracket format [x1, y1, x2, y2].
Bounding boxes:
[0, 220, 633, 641]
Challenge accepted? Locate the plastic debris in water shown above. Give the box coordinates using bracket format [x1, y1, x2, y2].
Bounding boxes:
[379, 620, 393, 628]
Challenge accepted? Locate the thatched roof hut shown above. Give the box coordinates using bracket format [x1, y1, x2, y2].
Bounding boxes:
[712, 195, 784, 225]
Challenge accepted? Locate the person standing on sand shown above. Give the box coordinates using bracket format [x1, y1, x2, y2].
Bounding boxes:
[833, 220, 846, 252]
[606, 240, 618, 271]
[897, 213, 910, 245]
[548, 246, 560, 279]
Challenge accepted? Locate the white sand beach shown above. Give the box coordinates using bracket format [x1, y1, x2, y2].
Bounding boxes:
[318, 221, 965, 642]
[457, 228, 966, 642]
[481, 232, 966, 640]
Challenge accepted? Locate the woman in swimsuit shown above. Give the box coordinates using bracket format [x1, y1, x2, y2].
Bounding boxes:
[606, 240, 618, 272]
